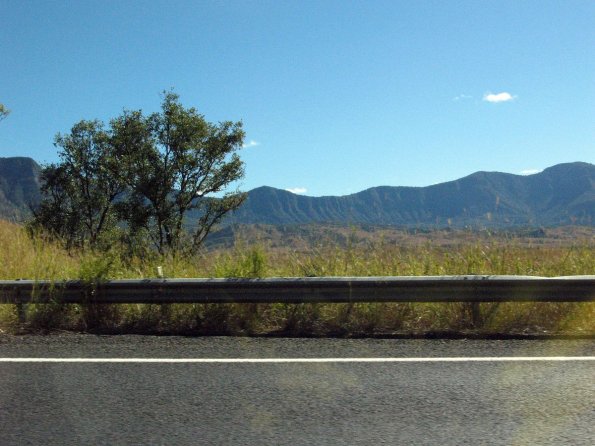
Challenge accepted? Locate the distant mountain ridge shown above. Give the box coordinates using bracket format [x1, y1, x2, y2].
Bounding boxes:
[0, 157, 593, 227]
[0, 157, 41, 221]
[228, 162, 595, 227]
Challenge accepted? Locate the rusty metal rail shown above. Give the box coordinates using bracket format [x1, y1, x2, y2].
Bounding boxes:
[0, 276, 594, 304]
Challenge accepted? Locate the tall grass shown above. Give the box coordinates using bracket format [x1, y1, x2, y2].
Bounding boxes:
[0, 220, 593, 336]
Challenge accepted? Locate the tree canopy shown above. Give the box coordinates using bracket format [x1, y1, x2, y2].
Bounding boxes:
[31, 92, 246, 254]
[0, 103, 9, 122]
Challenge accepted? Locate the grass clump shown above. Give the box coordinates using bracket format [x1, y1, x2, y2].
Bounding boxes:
[0, 219, 593, 337]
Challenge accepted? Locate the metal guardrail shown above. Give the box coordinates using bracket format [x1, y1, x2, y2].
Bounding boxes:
[0, 276, 594, 304]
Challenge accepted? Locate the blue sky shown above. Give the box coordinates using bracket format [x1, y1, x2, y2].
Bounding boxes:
[1, 0, 594, 196]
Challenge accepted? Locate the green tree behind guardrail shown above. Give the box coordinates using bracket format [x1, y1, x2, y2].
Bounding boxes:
[0, 103, 9, 122]
[29, 91, 246, 255]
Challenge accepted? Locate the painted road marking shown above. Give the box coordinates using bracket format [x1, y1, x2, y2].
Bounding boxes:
[0, 356, 593, 363]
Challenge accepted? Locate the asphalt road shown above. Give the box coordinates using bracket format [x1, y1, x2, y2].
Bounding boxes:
[0, 335, 593, 445]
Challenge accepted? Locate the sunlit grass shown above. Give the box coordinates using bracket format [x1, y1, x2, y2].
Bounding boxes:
[0, 220, 593, 336]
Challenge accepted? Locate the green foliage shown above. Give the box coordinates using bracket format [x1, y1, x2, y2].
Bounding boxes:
[0, 103, 9, 122]
[78, 249, 123, 282]
[110, 91, 247, 255]
[30, 91, 246, 255]
[214, 245, 268, 278]
[30, 120, 124, 249]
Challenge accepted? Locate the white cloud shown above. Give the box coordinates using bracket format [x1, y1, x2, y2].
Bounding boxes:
[242, 140, 260, 149]
[285, 187, 307, 195]
[483, 92, 516, 103]
[519, 169, 542, 176]
[453, 94, 472, 101]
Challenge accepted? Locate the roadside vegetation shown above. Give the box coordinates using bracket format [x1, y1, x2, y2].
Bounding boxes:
[29, 91, 246, 255]
[2, 94, 593, 337]
[0, 220, 593, 337]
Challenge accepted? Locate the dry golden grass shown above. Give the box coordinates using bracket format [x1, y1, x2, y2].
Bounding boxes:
[0, 220, 593, 336]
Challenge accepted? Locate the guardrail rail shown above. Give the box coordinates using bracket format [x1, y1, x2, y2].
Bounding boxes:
[1, 275, 594, 304]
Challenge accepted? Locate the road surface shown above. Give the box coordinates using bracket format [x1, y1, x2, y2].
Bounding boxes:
[0, 335, 593, 445]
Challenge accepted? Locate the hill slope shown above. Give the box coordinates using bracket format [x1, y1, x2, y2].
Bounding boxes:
[229, 162, 595, 227]
[0, 157, 593, 227]
[0, 157, 41, 221]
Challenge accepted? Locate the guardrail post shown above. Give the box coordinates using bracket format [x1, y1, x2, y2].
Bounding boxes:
[16, 303, 25, 323]
[14, 284, 26, 323]
[471, 302, 480, 328]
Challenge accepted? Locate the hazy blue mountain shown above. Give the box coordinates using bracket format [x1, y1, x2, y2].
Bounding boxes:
[0, 157, 42, 221]
[228, 162, 595, 227]
[0, 157, 593, 228]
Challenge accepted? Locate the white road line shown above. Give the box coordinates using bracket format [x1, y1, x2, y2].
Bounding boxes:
[0, 356, 593, 363]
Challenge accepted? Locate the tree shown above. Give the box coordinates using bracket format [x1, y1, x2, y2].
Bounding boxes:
[117, 92, 246, 253]
[32, 92, 246, 254]
[31, 120, 125, 249]
[0, 103, 9, 122]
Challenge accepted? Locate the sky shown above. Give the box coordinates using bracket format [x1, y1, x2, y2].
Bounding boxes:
[1, 0, 594, 196]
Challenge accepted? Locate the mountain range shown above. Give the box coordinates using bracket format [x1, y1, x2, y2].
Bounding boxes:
[0, 157, 41, 221]
[0, 156, 594, 228]
[229, 162, 595, 227]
